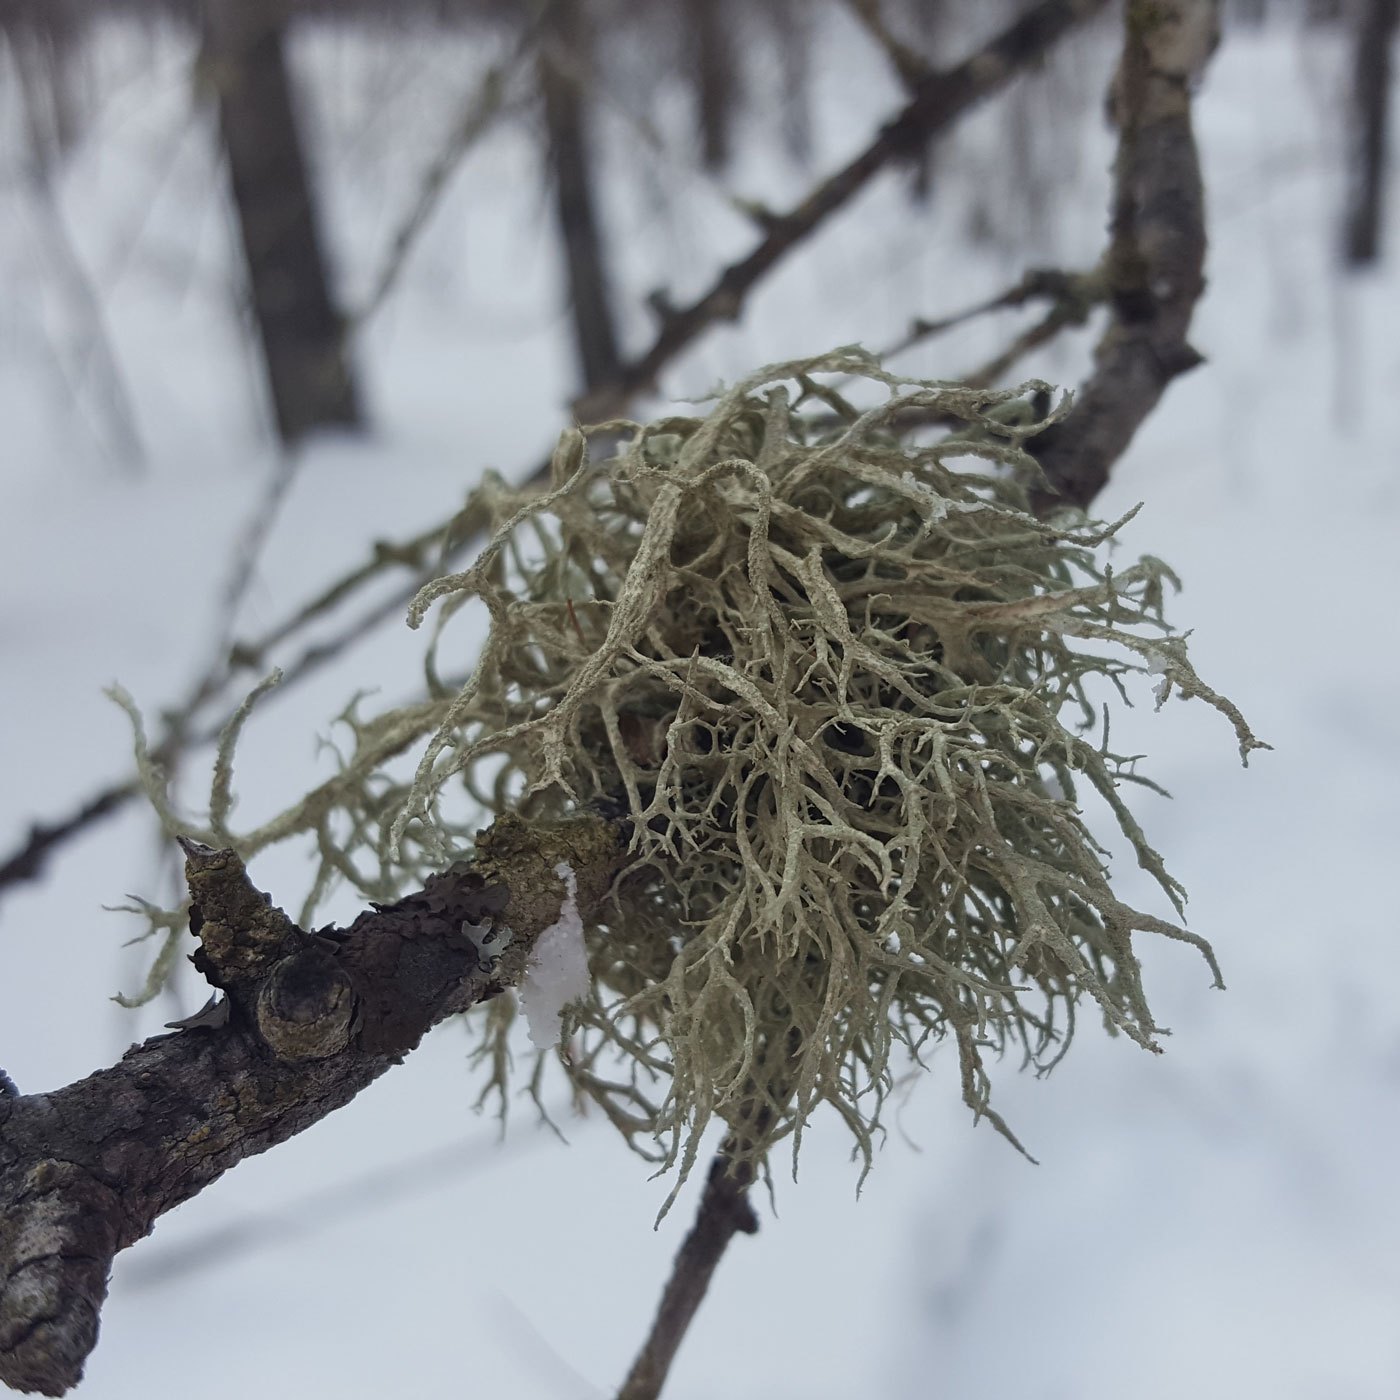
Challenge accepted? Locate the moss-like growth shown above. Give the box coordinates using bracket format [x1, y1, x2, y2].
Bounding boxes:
[122, 349, 1264, 1199]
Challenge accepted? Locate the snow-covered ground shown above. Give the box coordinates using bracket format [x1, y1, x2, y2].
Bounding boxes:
[2, 11, 1398, 1399]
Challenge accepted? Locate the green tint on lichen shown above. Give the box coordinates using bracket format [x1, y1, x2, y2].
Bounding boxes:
[119, 348, 1265, 1198]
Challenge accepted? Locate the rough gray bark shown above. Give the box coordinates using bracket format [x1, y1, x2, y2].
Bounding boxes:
[0, 814, 624, 1396]
[200, 0, 362, 443]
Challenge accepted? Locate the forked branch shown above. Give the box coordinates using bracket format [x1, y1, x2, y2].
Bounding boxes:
[0, 814, 625, 1397]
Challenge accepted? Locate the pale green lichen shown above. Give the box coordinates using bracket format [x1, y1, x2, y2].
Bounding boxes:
[117, 348, 1265, 1196]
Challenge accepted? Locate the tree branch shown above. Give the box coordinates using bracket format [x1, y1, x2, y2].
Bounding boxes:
[615, 1151, 759, 1400]
[1029, 0, 1218, 510]
[0, 812, 625, 1396]
[573, 0, 1111, 423]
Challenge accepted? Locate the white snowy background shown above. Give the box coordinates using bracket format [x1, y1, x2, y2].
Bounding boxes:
[1, 9, 1398, 1399]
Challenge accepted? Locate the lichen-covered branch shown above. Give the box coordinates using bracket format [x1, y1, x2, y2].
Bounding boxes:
[1030, 0, 1218, 510]
[0, 813, 625, 1397]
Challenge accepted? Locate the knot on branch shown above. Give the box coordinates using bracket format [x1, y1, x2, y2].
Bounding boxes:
[255, 949, 355, 1061]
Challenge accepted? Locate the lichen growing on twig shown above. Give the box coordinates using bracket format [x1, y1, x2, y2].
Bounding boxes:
[120, 348, 1265, 1197]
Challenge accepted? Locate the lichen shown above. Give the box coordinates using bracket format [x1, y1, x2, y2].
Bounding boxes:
[118, 347, 1265, 1200]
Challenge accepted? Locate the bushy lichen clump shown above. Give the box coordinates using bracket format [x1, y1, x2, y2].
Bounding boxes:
[387, 348, 1264, 1188]
[122, 349, 1264, 1195]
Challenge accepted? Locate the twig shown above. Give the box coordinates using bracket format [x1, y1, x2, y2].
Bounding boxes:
[1029, 0, 1219, 511]
[19, 163, 145, 474]
[876, 266, 1102, 367]
[349, 33, 534, 328]
[842, 0, 932, 88]
[0, 514, 465, 899]
[615, 1150, 760, 1400]
[203, 449, 299, 679]
[0, 782, 138, 893]
[573, 0, 1112, 423]
[961, 274, 1104, 388]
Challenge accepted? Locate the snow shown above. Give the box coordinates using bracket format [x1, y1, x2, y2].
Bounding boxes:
[518, 862, 589, 1051]
[1, 13, 1398, 1400]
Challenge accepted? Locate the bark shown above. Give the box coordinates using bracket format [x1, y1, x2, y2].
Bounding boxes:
[1342, 0, 1398, 266]
[1029, 0, 1217, 510]
[200, 0, 362, 443]
[0, 813, 625, 1396]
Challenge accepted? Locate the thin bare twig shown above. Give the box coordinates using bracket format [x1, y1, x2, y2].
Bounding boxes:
[573, 0, 1112, 423]
[615, 1151, 760, 1400]
[842, 0, 932, 88]
[350, 69, 511, 327]
[348, 18, 545, 330]
[17, 148, 145, 474]
[876, 266, 1103, 367]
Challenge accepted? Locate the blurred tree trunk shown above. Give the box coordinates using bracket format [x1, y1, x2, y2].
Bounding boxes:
[538, 0, 622, 394]
[1343, 0, 1398, 265]
[200, 0, 362, 443]
[686, 0, 736, 169]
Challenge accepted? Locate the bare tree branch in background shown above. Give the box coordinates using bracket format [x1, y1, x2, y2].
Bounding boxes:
[686, 0, 738, 169]
[575, 0, 1113, 423]
[876, 265, 1105, 374]
[1030, 0, 1217, 510]
[200, 0, 362, 443]
[350, 58, 517, 327]
[1342, 0, 1398, 265]
[11, 24, 145, 474]
[843, 0, 931, 88]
